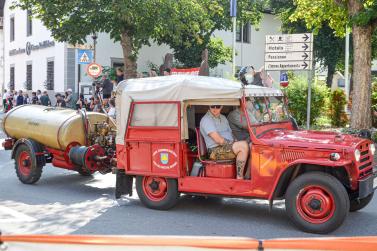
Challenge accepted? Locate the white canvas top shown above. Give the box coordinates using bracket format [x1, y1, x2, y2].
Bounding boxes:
[115, 75, 283, 144]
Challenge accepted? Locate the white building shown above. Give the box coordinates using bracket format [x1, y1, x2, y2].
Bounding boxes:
[3, 0, 282, 95]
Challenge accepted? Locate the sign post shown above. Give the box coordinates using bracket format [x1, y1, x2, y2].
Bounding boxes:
[230, 0, 237, 77]
[264, 33, 313, 129]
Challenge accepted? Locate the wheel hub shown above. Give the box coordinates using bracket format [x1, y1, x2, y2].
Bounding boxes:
[309, 198, 321, 210]
[149, 179, 160, 191]
[18, 151, 32, 176]
[143, 177, 168, 202]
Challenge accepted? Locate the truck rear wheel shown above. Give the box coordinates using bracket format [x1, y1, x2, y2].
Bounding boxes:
[136, 176, 179, 210]
[285, 172, 349, 234]
[350, 192, 374, 212]
[15, 144, 43, 184]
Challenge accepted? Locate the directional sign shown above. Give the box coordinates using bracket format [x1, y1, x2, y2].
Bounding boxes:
[265, 51, 311, 62]
[264, 33, 313, 71]
[266, 33, 312, 44]
[265, 42, 313, 53]
[78, 49, 93, 65]
[265, 61, 312, 71]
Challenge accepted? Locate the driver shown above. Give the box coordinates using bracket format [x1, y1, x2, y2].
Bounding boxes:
[200, 105, 249, 179]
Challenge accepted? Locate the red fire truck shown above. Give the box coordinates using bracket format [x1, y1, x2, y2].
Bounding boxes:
[114, 75, 376, 234]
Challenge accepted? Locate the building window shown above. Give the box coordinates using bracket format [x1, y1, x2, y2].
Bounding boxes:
[46, 60, 54, 90]
[236, 22, 251, 43]
[26, 10, 32, 36]
[10, 66, 15, 91]
[10, 16, 15, 42]
[26, 64, 32, 90]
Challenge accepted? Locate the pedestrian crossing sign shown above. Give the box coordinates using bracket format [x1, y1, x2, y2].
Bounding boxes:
[77, 49, 93, 65]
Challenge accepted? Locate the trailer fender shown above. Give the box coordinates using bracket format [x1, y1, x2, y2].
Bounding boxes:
[12, 138, 46, 167]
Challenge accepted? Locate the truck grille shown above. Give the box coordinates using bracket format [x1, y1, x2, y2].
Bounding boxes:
[358, 143, 373, 173]
[282, 151, 305, 162]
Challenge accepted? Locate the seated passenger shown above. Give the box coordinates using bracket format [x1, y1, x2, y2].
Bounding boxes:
[200, 105, 249, 179]
[227, 102, 260, 142]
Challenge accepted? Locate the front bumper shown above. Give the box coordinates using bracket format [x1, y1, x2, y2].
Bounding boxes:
[358, 171, 377, 199]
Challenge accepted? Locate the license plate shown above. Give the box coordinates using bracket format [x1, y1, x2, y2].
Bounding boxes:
[374, 176, 377, 189]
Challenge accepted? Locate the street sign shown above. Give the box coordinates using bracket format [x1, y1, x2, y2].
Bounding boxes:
[265, 61, 312, 71]
[265, 42, 313, 53]
[266, 33, 312, 44]
[265, 51, 311, 62]
[86, 63, 102, 78]
[78, 49, 93, 65]
[264, 33, 313, 71]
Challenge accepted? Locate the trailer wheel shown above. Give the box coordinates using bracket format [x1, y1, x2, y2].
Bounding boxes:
[136, 176, 179, 210]
[350, 192, 374, 212]
[14, 144, 43, 184]
[285, 172, 349, 234]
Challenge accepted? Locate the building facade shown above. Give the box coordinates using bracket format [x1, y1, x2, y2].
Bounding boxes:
[3, 0, 282, 94]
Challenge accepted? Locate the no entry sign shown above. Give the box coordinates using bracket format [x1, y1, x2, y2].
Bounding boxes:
[86, 63, 102, 78]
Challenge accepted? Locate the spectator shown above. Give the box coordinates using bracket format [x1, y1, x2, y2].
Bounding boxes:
[36, 90, 42, 103]
[75, 94, 85, 110]
[64, 88, 74, 109]
[16, 90, 24, 106]
[107, 98, 116, 120]
[116, 67, 124, 84]
[5, 94, 13, 112]
[102, 75, 113, 100]
[91, 97, 101, 112]
[84, 98, 89, 110]
[163, 68, 171, 76]
[55, 93, 66, 108]
[40, 91, 51, 106]
[3, 89, 8, 112]
[31, 92, 39, 104]
[23, 93, 30, 104]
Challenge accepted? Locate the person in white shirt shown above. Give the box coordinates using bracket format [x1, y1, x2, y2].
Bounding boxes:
[107, 98, 116, 120]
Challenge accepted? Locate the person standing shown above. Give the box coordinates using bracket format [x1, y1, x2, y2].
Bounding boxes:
[2, 89, 8, 111]
[23, 93, 30, 104]
[55, 93, 66, 107]
[31, 92, 39, 104]
[40, 91, 51, 106]
[102, 75, 113, 100]
[16, 90, 24, 106]
[64, 88, 74, 109]
[107, 98, 116, 120]
[116, 67, 124, 84]
[36, 90, 42, 103]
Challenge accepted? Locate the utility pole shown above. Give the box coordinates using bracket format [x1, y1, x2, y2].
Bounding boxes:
[92, 33, 98, 63]
[344, 27, 350, 101]
[230, 0, 237, 77]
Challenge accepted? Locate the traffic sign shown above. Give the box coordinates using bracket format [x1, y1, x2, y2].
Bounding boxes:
[86, 63, 102, 78]
[78, 49, 93, 65]
[265, 51, 311, 62]
[265, 42, 313, 53]
[265, 61, 312, 71]
[266, 33, 312, 44]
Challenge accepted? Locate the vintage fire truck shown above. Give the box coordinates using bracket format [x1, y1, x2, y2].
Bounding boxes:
[2, 75, 376, 234]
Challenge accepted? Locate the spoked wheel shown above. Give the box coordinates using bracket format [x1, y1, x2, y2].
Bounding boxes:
[136, 176, 179, 210]
[285, 172, 349, 234]
[15, 144, 43, 184]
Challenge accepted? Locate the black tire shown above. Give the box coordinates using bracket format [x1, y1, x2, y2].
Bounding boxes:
[77, 169, 93, 176]
[285, 172, 349, 234]
[14, 144, 43, 184]
[136, 176, 179, 210]
[350, 192, 374, 212]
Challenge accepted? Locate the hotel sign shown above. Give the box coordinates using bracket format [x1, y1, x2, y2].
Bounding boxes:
[9, 40, 55, 56]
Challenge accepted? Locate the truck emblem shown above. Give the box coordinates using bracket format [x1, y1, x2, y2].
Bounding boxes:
[160, 153, 169, 165]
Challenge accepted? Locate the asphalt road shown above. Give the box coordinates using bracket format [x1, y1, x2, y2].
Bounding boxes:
[0, 113, 377, 238]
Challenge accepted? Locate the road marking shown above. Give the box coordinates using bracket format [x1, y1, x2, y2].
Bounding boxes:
[0, 205, 36, 222]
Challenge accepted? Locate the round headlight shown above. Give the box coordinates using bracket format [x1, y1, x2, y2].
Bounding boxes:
[330, 153, 341, 161]
[354, 149, 361, 162]
[370, 144, 376, 156]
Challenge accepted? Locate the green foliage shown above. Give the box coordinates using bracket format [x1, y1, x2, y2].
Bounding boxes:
[329, 89, 348, 127]
[286, 75, 330, 127]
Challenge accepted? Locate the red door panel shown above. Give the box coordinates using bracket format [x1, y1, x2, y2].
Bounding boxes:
[128, 142, 152, 173]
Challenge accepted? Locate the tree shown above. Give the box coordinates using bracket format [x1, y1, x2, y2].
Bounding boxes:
[290, 0, 377, 129]
[156, 0, 267, 69]
[15, 0, 266, 78]
[270, 0, 348, 87]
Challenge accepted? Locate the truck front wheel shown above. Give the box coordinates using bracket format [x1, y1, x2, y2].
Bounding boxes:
[14, 144, 43, 184]
[136, 176, 179, 210]
[350, 192, 374, 212]
[285, 172, 349, 234]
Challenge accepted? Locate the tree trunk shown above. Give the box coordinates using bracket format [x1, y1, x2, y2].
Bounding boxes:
[326, 64, 335, 87]
[349, 0, 373, 129]
[120, 32, 137, 79]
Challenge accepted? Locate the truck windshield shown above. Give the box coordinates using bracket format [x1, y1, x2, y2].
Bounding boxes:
[246, 96, 289, 124]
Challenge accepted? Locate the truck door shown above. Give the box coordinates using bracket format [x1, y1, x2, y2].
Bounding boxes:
[125, 101, 181, 177]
